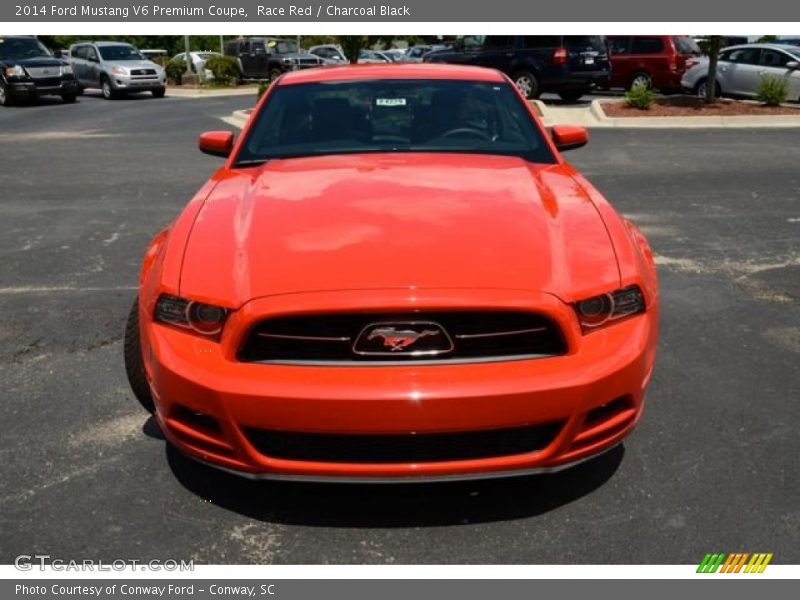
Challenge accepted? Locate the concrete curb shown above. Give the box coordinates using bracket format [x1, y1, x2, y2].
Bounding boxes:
[534, 99, 800, 129]
[167, 86, 259, 99]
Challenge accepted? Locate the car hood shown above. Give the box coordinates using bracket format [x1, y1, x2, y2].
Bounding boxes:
[107, 59, 161, 70]
[179, 153, 620, 306]
[6, 56, 66, 68]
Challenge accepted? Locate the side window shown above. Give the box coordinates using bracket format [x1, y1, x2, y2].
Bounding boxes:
[71, 45, 82, 58]
[608, 37, 631, 54]
[728, 48, 760, 65]
[718, 50, 731, 63]
[630, 37, 665, 54]
[86, 46, 98, 62]
[760, 49, 790, 67]
[239, 41, 250, 55]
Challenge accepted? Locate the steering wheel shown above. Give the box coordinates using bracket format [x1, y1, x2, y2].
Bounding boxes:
[437, 127, 491, 141]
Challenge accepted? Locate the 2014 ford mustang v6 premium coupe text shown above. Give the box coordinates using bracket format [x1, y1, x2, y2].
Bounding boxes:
[124, 64, 658, 482]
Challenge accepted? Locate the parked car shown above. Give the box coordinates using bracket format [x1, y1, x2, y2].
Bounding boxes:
[173, 51, 220, 80]
[140, 49, 168, 60]
[225, 38, 323, 81]
[125, 63, 658, 482]
[425, 36, 611, 101]
[402, 44, 451, 62]
[681, 43, 800, 101]
[775, 37, 800, 46]
[382, 48, 407, 62]
[605, 35, 701, 91]
[357, 50, 392, 64]
[68, 41, 166, 99]
[0, 35, 78, 106]
[308, 44, 347, 64]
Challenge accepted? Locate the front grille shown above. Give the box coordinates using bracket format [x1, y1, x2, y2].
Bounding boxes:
[296, 57, 321, 66]
[238, 311, 566, 364]
[130, 69, 157, 76]
[25, 66, 61, 79]
[244, 422, 564, 463]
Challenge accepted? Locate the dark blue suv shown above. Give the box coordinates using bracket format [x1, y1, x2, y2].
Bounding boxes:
[424, 35, 611, 102]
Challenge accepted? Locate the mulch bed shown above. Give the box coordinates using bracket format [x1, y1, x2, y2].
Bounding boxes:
[602, 96, 800, 117]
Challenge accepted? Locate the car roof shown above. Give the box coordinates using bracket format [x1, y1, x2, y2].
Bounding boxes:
[724, 43, 799, 51]
[279, 63, 507, 85]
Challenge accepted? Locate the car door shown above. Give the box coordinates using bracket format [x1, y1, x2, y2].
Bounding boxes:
[608, 36, 632, 87]
[84, 45, 102, 87]
[758, 48, 800, 98]
[720, 47, 762, 96]
[70, 45, 88, 84]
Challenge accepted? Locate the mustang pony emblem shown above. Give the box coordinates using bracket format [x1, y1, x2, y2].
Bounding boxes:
[366, 327, 441, 351]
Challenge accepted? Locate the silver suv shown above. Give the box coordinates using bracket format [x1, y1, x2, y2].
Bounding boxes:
[68, 41, 166, 99]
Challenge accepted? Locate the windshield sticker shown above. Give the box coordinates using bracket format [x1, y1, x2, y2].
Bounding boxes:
[376, 98, 407, 107]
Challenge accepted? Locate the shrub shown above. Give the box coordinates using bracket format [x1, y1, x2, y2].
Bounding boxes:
[165, 59, 187, 85]
[756, 74, 789, 106]
[204, 55, 240, 86]
[257, 81, 271, 100]
[624, 83, 655, 110]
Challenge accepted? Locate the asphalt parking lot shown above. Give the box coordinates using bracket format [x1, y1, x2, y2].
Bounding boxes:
[1, 92, 798, 565]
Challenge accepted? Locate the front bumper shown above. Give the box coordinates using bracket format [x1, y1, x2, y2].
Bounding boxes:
[7, 77, 78, 98]
[112, 75, 166, 91]
[142, 289, 657, 481]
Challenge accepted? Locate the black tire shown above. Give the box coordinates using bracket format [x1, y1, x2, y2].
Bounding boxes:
[75, 84, 84, 96]
[101, 75, 117, 100]
[557, 89, 585, 103]
[0, 80, 14, 106]
[61, 93, 77, 104]
[695, 78, 721, 99]
[627, 71, 653, 91]
[268, 68, 283, 82]
[512, 70, 540, 99]
[151, 87, 166, 98]
[124, 297, 155, 414]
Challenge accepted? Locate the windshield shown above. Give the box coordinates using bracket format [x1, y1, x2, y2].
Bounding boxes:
[235, 79, 555, 165]
[0, 37, 52, 60]
[673, 36, 701, 55]
[98, 45, 145, 61]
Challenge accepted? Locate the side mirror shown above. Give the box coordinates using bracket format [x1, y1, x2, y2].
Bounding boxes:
[551, 125, 588, 152]
[786, 61, 799, 70]
[198, 131, 234, 158]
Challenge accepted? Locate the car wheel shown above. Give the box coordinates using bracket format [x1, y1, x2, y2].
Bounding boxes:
[0, 81, 14, 106]
[695, 78, 721, 99]
[151, 87, 166, 98]
[101, 75, 117, 100]
[75, 84, 84, 96]
[557, 89, 585, 103]
[269, 68, 283, 82]
[124, 297, 155, 414]
[61, 93, 77, 103]
[513, 70, 540, 99]
[627, 71, 652, 90]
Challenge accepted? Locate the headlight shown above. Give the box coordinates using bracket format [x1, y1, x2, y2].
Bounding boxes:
[575, 285, 645, 332]
[154, 294, 228, 337]
[4, 65, 26, 77]
[61, 64, 73, 75]
[111, 66, 127, 75]
[281, 57, 293, 64]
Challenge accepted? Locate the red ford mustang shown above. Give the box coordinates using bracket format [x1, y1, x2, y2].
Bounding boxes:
[125, 64, 658, 482]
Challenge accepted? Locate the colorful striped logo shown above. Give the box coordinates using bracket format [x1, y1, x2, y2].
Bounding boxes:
[697, 553, 773, 573]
